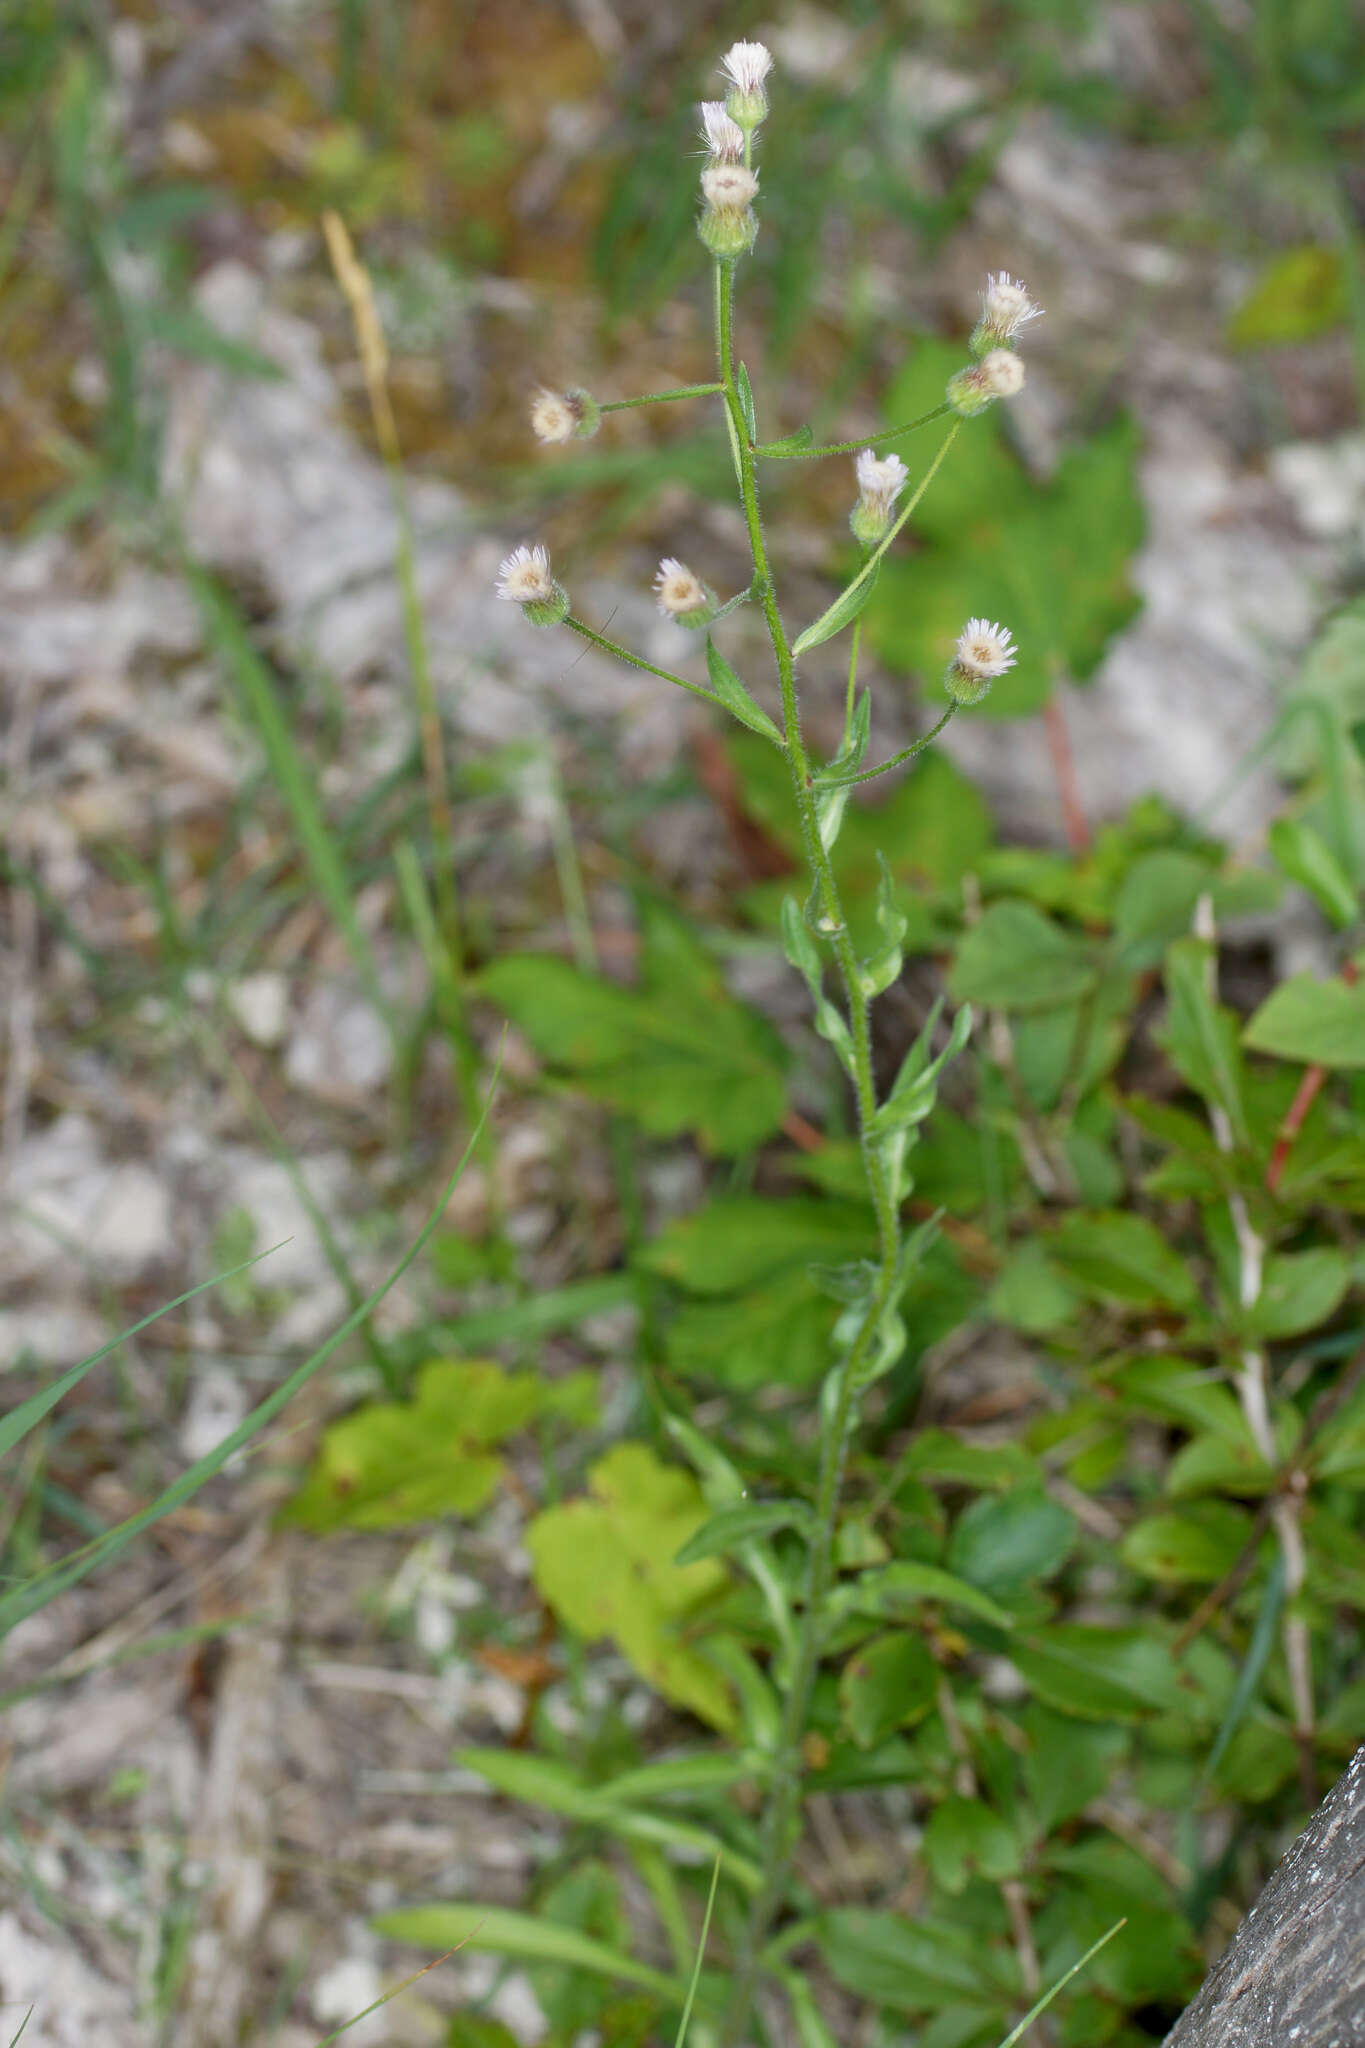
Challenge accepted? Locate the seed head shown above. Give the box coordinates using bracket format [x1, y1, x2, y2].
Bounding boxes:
[698, 161, 759, 260]
[850, 448, 909, 548]
[946, 348, 1026, 417]
[721, 39, 773, 132]
[496, 543, 569, 628]
[972, 272, 1042, 357]
[702, 163, 759, 211]
[945, 618, 1017, 704]
[654, 557, 716, 627]
[529, 386, 600, 445]
[700, 101, 745, 163]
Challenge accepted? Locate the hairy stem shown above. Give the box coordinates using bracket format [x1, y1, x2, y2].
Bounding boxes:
[600, 382, 724, 410]
[712, 256, 904, 2045]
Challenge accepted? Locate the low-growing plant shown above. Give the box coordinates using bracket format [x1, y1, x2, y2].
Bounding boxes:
[284, 34, 1365, 2048]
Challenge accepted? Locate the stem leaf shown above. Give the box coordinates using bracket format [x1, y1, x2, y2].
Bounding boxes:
[705, 637, 784, 744]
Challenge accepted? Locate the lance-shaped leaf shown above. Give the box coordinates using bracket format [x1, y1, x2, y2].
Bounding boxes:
[705, 638, 783, 745]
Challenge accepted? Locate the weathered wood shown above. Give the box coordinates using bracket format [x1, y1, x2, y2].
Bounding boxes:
[1164, 1747, 1365, 2047]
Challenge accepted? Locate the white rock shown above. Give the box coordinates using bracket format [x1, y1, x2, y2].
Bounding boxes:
[178, 1366, 249, 1462]
[227, 971, 291, 1047]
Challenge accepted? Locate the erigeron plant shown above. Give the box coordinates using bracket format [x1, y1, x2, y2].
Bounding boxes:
[505, 39, 1038, 2043]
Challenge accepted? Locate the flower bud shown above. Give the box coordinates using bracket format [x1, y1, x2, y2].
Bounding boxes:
[970, 271, 1042, 357]
[700, 101, 745, 164]
[496, 543, 569, 627]
[529, 386, 600, 445]
[721, 40, 773, 133]
[849, 448, 909, 549]
[698, 162, 759, 260]
[944, 617, 1017, 705]
[654, 557, 717, 628]
[946, 348, 1026, 416]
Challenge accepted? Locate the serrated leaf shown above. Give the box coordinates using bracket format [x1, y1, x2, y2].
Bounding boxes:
[477, 900, 789, 1153]
[704, 638, 783, 744]
[527, 1445, 734, 1730]
[281, 1360, 595, 1532]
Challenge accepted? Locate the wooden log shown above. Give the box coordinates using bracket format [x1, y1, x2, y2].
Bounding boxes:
[1164, 1747, 1365, 2046]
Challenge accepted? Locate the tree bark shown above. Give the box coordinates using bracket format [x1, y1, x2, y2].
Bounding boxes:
[1164, 1747, 1365, 2046]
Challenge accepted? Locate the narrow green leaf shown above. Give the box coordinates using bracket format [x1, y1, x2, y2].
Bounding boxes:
[793, 561, 881, 658]
[993, 1921, 1128, 2048]
[704, 639, 783, 744]
[735, 362, 757, 442]
[674, 1499, 814, 1565]
[370, 1906, 685, 2004]
[1268, 817, 1359, 928]
[754, 425, 814, 457]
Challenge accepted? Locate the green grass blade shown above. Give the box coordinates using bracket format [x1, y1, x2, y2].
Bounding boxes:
[993, 1920, 1126, 2048]
[6, 2009, 32, 2048]
[0, 1247, 283, 1463]
[672, 1854, 721, 2048]
[428, 1272, 638, 1350]
[184, 561, 396, 1037]
[0, 1066, 498, 1637]
[310, 1950, 460, 2046]
[1200, 1552, 1285, 1786]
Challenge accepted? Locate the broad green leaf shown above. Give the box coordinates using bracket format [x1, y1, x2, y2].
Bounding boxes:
[1112, 851, 1278, 969]
[988, 1247, 1080, 1334]
[282, 1361, 595, 1532]
[370, 1905, 684, 2004]
[864, 394, 1144, 719]
[949, 901, 1096, 1011]
[527, 1445, 734, 1730]
[901, 1429, 1040, 1491]
[1166, 1430, 1277, 1499]
[839, 1631, 938, 1748]
[1020, 1705, 1127, 1832]
[1106, 1356, 1247, 1440]
[674, 1499, 814, 1565]
[818, 1908, 1018, 2014]
[1121, 1502, 1256, 1584]
[947, 1491, 1076, 1597]
[1011, 1625, 1203, 1722]
[1243, 972, 1365, 1069]
[705, 638, 783, 745]
[1247, 1246, 1350, 1337]
[1228, 245, 1346, 347]
[478, 899, 790, 1153]
[1050, 1209, 1201, 1311]
[1268, 817, 1359, 928]
[641, 1195, 876, 1295]
[921, 1796, 1020, 1894]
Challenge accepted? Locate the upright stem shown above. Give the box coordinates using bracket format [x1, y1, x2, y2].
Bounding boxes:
[713, 256, 904, 2045]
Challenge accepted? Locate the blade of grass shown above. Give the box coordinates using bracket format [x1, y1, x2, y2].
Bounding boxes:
[312, 1948, 461, 2047]
[993, 1920, 1126, 2048]
[0, 1060, 499, 1636]
[183, 560, 397, 1040]
[672, 1855, 722, 2048]
[0, 1246, 284, 1463]
[1200, 1552, 1286, 1787]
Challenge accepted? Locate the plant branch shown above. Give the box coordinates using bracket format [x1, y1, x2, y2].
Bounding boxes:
[563, 615, 737, 719]
[600, 382, 724, 411]
[756, 401, 952, 460]
[816, 705, 957, 789]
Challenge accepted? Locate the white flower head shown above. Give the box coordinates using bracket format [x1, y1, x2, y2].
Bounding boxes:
[946, 618, 1017, 703]
[702, 163, 759, 212]
[529, 386, 600, 445]
[654, 557, 715, 625]
[972, 272, 1043, 356]
[721, 39, 773, 131]
[978, 348, 1026, 398]
[855, 448, 909, 514]
[495, 543, 568, 627]
[850, 448, 909, 546]
[530, 388, 576, 445]
[721, 40, 773, 96]
[700, 101, 745, 163]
